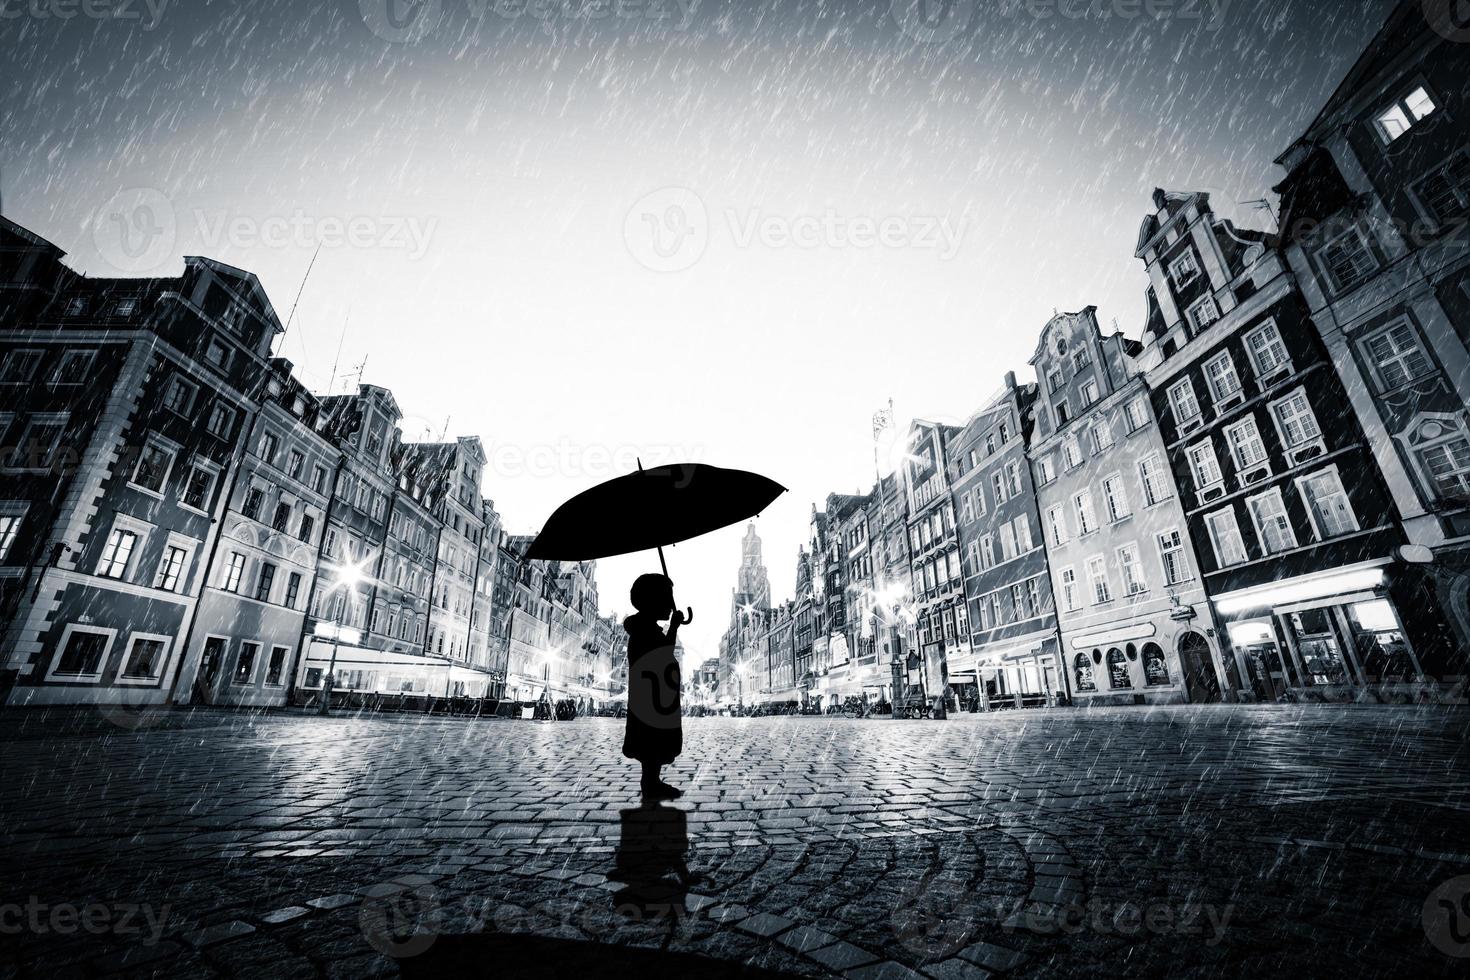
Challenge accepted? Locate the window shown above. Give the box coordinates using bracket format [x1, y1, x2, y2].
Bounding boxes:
[1205, 508, 1248, 566]
[255, 562, 276, 602]
[1102, 474, 1131, 522]
[1054, 400, 1070, 426]
[1073, 652, 1096, 692]
[1091, 419, 1115, 453]
[1168, 378, 1202, 424]
[1270, 390, 1323, 450]
[1420, 436, 1470, 502]
[285, 572, 302, 609]
[312, 465, 328, 494]
[298, 512, 315, 543]
[266, 646, 289, 686]
[1, 349, 43, 382]
[980, 536, 995, 569]
[1298, 468, 1359, 539]
[1139, 454, 1172, 505]
[1005, 461, 1022, 497]
[259, 432, 279, 464]
[1118, 544, 1147, 595]
[1053, 436, 1080, 472]
[1157, 529, 1190, 585]
[1046, 506, 1068, 547]
[1075, 490, 1097, 536]
[223, 552, 246, 592]
[287, 450, 305, 480]
[206, 402, 235, 438]
[999, 522, 1016, 561]
[991, 472, 1008, 506]
[1320, 225, 1377, 293]
[1247, 490, 1297, 555]
[1010, 584, 1027, 619]
[242, 487, 265, 520]
[1413, 151, 1470, 226]
[1225, 418, 1269, 471]
[157, 545, 188, 592]
[1187, 440, 1223, 490]
[1362, 320, 1433, 391]
[1107, 648, 1133, 689]
[121, 636, 166, 679]
[1124, 396, 1149, 432]
[0, 512, 22, 561]
[1014, 514, 1034, 552]
[54, 628, 111, 677]
[234, 642, 259, 684]
[271, 501, 292, 533]
[1204, 352, 1243, 403]
[1059, 568, 1078, 612]
[1048, 369, 1065, 393]
[131, 442, 175, 494]
[1079, 379, 1099, 406]
[1087, 556, 1112, 604]
[1374, 85, 1437, 144]
[1036, 455, 1056, 485]
[98, 529, 137, 579]
[1169, 250, 1200, 286]
[204, 337, 230, 369]
[50, 350, 95, 386]
[1244, 320, 1290, 379]
[172, 465, 211, 513]
[1186, 294, 1221, 333]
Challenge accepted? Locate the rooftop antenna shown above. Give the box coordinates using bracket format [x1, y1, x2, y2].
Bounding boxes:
[347, 355, 368, 392]
[438, 416, 451, 440]
[327, 312, 348, 394]
[282, 242, 322, 347]
[1241, 198, 1279, 231]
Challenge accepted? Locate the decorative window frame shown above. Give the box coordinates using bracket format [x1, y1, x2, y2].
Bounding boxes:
[232, 639, 264, 687]
[1293, 464, 1361, 542]
[1267, 386, 1327, 462]
[1357, 316, 1436, 394]
[1204, 506, 1248, 567]
[116, 632, 174, 686]
[1245, 486, 1299, 556]
[44, 624, 119, 684]
[128, 432, 183, 500]
[96, 512, 154, 582]
[1397, 411, 1470, 508]
[1242, 318, 1292, 383]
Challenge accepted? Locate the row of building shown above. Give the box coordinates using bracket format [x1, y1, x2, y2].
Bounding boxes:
[0, 219, 625, 710]
[717, 3, 1470, 710]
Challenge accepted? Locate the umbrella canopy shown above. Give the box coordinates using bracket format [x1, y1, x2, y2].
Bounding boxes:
[524, 463, 786, 562]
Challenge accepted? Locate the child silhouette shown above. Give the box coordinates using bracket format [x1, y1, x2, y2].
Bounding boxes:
[623, 573, 688, 799]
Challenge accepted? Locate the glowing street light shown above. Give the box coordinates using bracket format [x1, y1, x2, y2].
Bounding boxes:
[316, 556, 371, 717]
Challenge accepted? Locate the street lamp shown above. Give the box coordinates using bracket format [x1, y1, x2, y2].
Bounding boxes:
[316, 557, 369, 717]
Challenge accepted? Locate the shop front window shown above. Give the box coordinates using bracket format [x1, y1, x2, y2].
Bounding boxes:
[1142, 642, 1170, 686]
[1107, 648, 1132, 689]
[1285, 608, 1352, 686]
[1074, 652, 1096, 692]
[1346, 599, 1418, 683]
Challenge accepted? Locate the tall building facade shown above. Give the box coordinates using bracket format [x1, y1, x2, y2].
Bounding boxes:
[1030, 309, 1226, 705]
[1273, 0, 1470, 678]
[949, 373, 1061, 708]
[903, 419, 965, 708]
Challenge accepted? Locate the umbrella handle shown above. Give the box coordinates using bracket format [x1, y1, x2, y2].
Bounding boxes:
[682, 607, 694, 625]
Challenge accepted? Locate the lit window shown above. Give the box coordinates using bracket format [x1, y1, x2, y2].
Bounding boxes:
[223, 552, 246, 592]
[157, 545, 187, 592]
[1374, 85, 1437, 144]
[98, 529, 137, 579]
[0, 512, 22, 561]
[1205, 508, 1248, 566]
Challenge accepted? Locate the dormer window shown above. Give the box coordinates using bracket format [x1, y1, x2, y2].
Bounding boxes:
[1374, 85, 1437, 145]
[1169, 250, 1201, 287]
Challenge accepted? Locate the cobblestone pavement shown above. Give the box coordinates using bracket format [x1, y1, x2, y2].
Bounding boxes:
[3, 705, 1470, 978]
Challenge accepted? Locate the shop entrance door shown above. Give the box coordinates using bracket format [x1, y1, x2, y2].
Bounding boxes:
[1178, 632, 1221, 703]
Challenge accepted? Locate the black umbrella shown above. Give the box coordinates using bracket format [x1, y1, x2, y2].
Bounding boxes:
[523, 461, 786, 618]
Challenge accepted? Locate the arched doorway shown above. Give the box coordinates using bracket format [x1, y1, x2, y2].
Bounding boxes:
[1178, 631, 1221, 703]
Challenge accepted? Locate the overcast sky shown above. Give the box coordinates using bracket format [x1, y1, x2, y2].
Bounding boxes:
[3, 0, 1398, 662]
